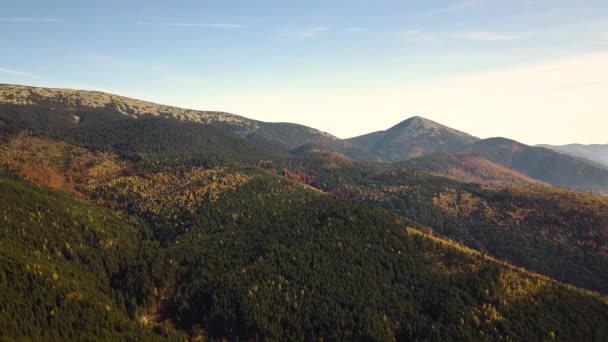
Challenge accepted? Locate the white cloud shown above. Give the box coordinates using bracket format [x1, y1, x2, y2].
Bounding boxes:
[282, 26, 330, 39]
[345, 28, 367, 33]
[450, 31, 529, 41]
[163, 23, 243, 28]
[586, 20, 608, 40]
[399, 29, 541, 43]
[300, 26, 329, 38]
[400, 30, 435, 43]
[137, 21, 244, 29]
[0, 18, 69, 23]
[540, 7, 563, 18]
[0, 68, 41, 79]
[427, 0, 484, 15]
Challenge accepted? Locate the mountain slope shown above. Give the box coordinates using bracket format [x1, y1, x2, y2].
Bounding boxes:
[2, 130, 608, 340]
[7, 130, 608, 297]
[539, 143, 608, 168]
[0, 174, 178, 340]
[64, 117, 288, 164]
[399, 153, 546, 187]
[346, 116, 479, 161]
[291, 140, 383, 162]
[461, 138, 608, 191]
[5, 84, 608, 338]
[88, 166, 608, 341]
[265, 156, 608, 294]
[340, 169, 608, 294]
[0, 84, 337, 151]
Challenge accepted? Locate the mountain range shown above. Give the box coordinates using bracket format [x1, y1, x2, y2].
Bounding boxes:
[3, 83, 607, 192]
[2, 83, 608, 340]
[539, 143, 608, 168]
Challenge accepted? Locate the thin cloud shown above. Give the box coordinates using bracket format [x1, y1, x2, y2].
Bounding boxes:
[282, 26, 329, 39]
[137, 21, 244, 29]
[0, 18, 70, 23]
[301, 26, 329, 38]
[427, 0, 484, 15]
[162, 23, 244, 28]
[541, 7, 563, 18]
[451, 31, 526, 42]
[201, 24, 243, 29]
[583, 20, 608, 41]
[399, 30, 436, 43]
[345, 28, 367, 33]
[399, 29, 541, 43]
[519, 0, 570, 18]
[0, 68, 41, 79]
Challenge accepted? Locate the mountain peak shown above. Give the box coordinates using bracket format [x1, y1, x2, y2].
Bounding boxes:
[405, 115, 430, 122]
[347, 116, 479, 161]
[386, 116, 478, 143]
[406, 115, 433, 122]
[392, 116, 444, 131]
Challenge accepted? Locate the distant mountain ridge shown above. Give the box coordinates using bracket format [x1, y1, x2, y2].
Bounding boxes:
[460, 138, 608, 191]
[400, 153, 547, 187]
[345, 116, 480, 161]
[539, 143, 608, 168]
[3, 83, 608, 192]
[0, 83, 338, 150]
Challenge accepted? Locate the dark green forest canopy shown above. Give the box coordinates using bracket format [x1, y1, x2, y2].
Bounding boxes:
[0, 175, 179, 340]
[2, 169, 608, 340]
[337, 170, 608, 295]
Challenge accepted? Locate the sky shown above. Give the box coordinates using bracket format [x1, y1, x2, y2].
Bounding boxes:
[1, 0, 607, 145]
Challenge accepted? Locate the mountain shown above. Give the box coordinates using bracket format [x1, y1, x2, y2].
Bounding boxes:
[4, 83, 608, 339]
[460, 138, 608, 191]
[0, 173, 178, 340]
[4, 109, 608, 296]
[399, 153, 546, 187]
[273, 151, 608, 294]
[5, 83, 607, 194]
[539, 143, 608, 168]
[345, 116, 480, 161]
[336, 169, 608, 294]
[3, 158, 608, 340]
[291, 140, 383, 162]
[3, 82, 607, 193]
[0, 84, 337, 151]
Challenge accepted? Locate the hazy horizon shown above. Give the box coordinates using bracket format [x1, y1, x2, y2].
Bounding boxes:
[1, 0, 607, 145]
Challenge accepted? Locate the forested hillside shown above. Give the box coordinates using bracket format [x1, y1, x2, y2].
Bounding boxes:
[110, 169, 608, 341]
[397, 153, 546, 187]
[0, 84, 338, 150]
[2, 84, 608, 340]
[0, 174, 180, 340]
[3, 168, 608, 340]
[345, 170, 608, 294]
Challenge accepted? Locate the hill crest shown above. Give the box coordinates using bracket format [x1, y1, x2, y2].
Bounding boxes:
[345, 116, 479, 161]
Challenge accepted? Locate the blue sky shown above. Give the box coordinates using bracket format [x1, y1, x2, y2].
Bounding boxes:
[1, 0, 608, 144]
